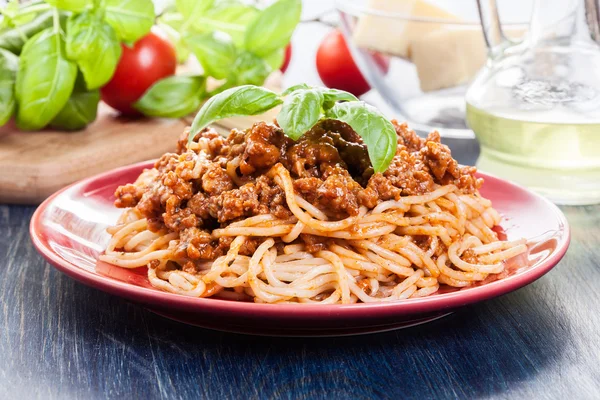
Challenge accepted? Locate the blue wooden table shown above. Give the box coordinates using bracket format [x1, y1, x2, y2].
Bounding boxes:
[1, 137, 599, 399]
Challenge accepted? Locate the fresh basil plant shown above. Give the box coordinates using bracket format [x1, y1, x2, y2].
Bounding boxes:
[138, 0, 302, 118]
[0, 0, 154, 130]
[189, 85, 397, 174]
[0, 0, 302, 131]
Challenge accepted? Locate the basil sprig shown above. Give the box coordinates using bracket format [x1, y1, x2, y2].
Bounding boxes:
[189, 85, 397, 173]
[0, 0, 154, 130]
[0, 0, 302, 130]
[137, 0, 302, 118]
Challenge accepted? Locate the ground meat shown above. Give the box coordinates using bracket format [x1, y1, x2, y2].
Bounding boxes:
[382, 149, 435, 195]
[358, 174, 402, 208]
[177, 127, 225, 157]
[300, 234, 328, 253]
[201, 164, 233, 195]
[420, 137, 460, 182]
[208, 176, 291, 223]
[393, 120, 425, 153]
[316, 171, 361, 217]
[114, 183, 142, 208]
[240, 122, 289, 175]
[114, 118, 482, 259]
[283, 129, 343, 178]
[176, 227, 227, 260]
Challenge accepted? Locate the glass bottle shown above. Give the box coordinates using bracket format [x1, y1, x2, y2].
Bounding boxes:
[467, 0, 600, 204]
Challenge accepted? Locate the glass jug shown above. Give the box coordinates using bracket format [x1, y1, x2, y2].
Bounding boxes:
[466, 0, 600, 204]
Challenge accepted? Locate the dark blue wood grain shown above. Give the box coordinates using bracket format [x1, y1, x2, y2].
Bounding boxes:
[1, 140, 599, 400]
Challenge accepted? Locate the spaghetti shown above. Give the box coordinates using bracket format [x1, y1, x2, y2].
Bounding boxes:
[100, 120, 527, 304]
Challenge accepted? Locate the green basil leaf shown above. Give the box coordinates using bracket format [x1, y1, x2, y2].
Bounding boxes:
[190, 84, 282, 141]
[50, 76, 99, 130]
[1, 0, 20, 28]
[326, 101, 397, 173]
[134, 74, 205, 118]
[228, 51, 270, 86]
[1, 0, 39, 28]
[158, 12, 189, 63]
[0, 48, 19, 126]
[192, 2, 259, 47]
[16, 28, 77, 130]
[320, 88, 358, 104]
[104, 0, 154, 42]
[184, 31, 236, 80]
[66, 12, 122, 89]
[0, 11, 55, 54]
[277, 89, 324, 140]
[282, 83, 310, 95]
[264, 47, 284, 72]
[175, 0, 213, 21]
[320, 88, 358, 110]
[45, 0, 91, 12]
[244, 0, 301, 57]
[281, 85, 357, 107]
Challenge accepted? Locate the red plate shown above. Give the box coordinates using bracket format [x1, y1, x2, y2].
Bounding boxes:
[30, 161, 570, 336]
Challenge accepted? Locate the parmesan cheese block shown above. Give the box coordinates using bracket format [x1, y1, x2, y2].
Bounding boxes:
[410, 28, 487, 92]
[411, 28, 525, 92]
[352, 0, 460, 59]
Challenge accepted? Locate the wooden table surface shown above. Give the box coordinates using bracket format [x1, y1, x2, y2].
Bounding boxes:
[1, 138, 599, 400]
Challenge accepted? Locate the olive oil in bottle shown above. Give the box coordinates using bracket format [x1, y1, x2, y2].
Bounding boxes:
[466, 103, 600, 204]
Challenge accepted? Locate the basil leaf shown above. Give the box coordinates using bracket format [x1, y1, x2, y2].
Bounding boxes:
[320, 88, 358, 110]
[45, 0, 91, 12]
[175, 0, 213, 20]
[228, 51, 270, 86]
[320, 88, 358, 105]
[264, 48, 285, 72]
[134, 75, 205, 118]
[193, 2, 259, 47]
[16, 28, 77, 130]
[50, 76, 99, 130]
[244, 0, 301, 57]
[158, 12, 189, 63]
[1, 0, 38, 28]
[66, 12, 122, 89]
[0, 48, 19, 126]
[326, 102, 397, 173]
[104, 0, 154, 42]
[277, 89, 324, 140]
[0, 11, 55, 54]
[190, 85, 282, 141]
[184, 31, 236, 80]
[282, 83, 310, 95]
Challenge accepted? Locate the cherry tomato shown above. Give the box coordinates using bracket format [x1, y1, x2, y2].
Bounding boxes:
[101, 32, 177, 115]
[280, 43, 292, 73]
[316, 29, 370, 97]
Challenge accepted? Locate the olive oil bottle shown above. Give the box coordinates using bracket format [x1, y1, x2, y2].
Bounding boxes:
[466, 103, 600, 204]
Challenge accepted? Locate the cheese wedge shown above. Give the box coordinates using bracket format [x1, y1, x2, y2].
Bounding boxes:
[352, 0, 460, 59]
[410, 28, 487, 92]
[411, 28, 525, 92]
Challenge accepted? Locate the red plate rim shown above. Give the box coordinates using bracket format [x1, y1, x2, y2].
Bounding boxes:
[30, 161, 571, 319]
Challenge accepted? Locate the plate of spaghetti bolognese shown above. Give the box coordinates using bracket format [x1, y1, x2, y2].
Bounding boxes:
[30, 86, 569, 336]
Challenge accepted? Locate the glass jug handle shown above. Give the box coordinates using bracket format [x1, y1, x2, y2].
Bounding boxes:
[476, 0, 513, 60]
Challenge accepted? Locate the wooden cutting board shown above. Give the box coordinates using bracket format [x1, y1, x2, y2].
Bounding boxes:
[0, 79, 281, 204]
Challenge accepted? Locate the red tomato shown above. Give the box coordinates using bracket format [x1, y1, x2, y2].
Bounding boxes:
[101, 32, 177, 115]
[280, 43, 292, 73]
[316, 29, 370, 97]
